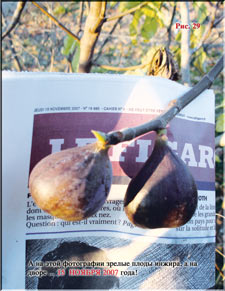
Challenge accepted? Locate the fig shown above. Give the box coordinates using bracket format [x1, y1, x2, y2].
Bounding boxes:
[29, 131, 112, 221]
[124, 136, 198, 229]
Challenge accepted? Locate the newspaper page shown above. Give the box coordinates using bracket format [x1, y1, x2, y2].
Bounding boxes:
[2, 71, 215, 289]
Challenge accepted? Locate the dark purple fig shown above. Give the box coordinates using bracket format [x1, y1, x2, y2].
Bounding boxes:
[124, 136, 198, 228]
[29, 131, 112, 221]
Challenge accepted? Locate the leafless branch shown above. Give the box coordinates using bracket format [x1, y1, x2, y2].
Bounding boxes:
[8, 37, 25, 71]
[103, 1, 149, 23]
[76, 1, 85, 36]
[216, 248, 225, 259]
[31, 1, 80, 43]
[94, 17, 122, 63]
[49, 47, 55, 72]
[14, 38, 42, 69]
[2, 1, 26, 40]
[215, 264, 225, 281]
[2, 12, 24, 71]
[103, 55, 224, 145]
[213, 15, 224, 28]
[203, 43, 224, 51]
[202, 34, 224, 54]
[166, 3, 176, 49]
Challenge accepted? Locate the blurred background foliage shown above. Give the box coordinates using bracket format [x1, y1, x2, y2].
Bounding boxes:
[2, 1, 224, 288]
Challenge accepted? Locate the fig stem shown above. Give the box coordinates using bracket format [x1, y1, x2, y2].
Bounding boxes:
[105, 55, 224, 145]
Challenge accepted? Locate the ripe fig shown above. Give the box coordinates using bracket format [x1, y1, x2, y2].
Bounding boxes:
[124, 136, 198, 229]
[29, 131, 112, 221]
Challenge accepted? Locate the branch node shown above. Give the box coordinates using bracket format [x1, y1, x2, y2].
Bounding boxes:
[124, 127, 136, 141]
[205, 74, 214, 86]
[106, 131, 122, 145]
[157, 117, 167, 129]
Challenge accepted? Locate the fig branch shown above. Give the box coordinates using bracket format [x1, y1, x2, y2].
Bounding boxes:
[103, 54, 224, 146]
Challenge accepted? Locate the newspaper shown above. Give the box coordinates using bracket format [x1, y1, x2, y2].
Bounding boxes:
[2, 71, 215, 289]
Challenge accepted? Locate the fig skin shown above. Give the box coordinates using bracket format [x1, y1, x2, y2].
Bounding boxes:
[124, 137, 198, 229]
[29, 142, 112, 221]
